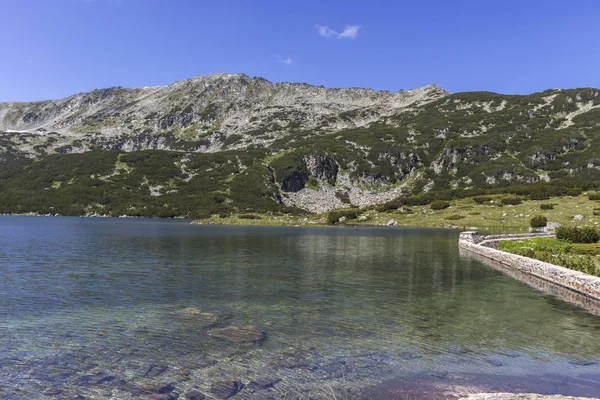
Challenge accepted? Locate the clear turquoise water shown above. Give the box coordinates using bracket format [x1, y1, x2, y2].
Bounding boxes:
[0, 216, 599, 399]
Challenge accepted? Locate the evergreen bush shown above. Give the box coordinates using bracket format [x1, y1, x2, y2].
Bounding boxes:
[430, 200, 451, 210]
[530, 215, 548, 228]
[501, 196, 522, 205]
[556, 226, 600, 244]
[473, 196, 492, 204]
[327, 208, 361, 224]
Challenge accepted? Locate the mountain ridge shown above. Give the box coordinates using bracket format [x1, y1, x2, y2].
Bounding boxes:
[0, 73, 599, 216]
[0, 73, 449, 157]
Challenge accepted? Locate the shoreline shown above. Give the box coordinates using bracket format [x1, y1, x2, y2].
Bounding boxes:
[3, 192, 600, 233]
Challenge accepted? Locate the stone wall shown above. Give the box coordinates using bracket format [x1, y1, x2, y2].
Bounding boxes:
[459, 232, 600, 302]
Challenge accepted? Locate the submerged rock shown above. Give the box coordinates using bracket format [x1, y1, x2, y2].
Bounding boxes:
[269, 357, 314, 370]
[177, 308, 220, 323]
[207, 325, 266, 343]
[143, 364, 168, 378]
[183, 389, 206, 400]
[122, 383, 176, 397]
[247, 378, 281, 390]
[210, 381, 244, 399]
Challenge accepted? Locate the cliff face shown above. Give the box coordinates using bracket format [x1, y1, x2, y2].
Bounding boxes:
[1, 74, 600, 214]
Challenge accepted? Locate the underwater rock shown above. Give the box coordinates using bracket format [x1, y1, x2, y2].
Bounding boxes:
[183, 389, 206, 400]
[210, 381, 244, 399]
[247, 377, 282, 390]
[141, 394, 179, 400]
[144, 364, 168, 378]
[178, 308, 220, 322]
[207, 325, 266, 343]
[485, 359, 503, 367]
[269, 357, 314, 370]
[568, 360, 597, 366]
[122, 383, 176, 397]
[183, 359, 218, 370]
[95, 375, 117, 384]
[397, 352, 423, 360]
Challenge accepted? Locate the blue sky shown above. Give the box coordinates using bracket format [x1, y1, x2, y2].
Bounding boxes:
[1, 0, 600, 101]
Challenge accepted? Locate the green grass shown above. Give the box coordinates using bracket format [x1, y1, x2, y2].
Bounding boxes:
[499, 237, 600, 277]
[191, 193, 600, 233]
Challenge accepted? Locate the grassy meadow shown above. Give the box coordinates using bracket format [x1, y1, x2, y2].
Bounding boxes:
[193, 193, 600, 233]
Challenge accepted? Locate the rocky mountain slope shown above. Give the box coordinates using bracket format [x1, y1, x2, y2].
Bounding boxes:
[0, 73, 599, 216]
[0, 73, 447, 157]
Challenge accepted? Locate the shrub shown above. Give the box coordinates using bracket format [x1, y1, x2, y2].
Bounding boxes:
[556, 226, 600, 244]
[473, 196, 492, 204]
[594, 208, 600, 216]
[239, 214, 261, 219]
[327, 208, 361, 224]
[501, 196, 522, 205]
[444, 214, 465, 220]
[530, 215, 548, 228]
[589, 193, 600, 200]
[335, 190, 351, 204]
[430, 200, 450, 210]
[376, 198, 403, 212]
[307, 176, 321, 190]
[540, 204, 554, 210]
[530, 192, 550, 200]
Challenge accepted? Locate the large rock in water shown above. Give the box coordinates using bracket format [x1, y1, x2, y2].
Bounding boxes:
[207, 325, 266, 343]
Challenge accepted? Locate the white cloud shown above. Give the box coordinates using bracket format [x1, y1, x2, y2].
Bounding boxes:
[317, 25, 337, 38]
[339, 25, 360, 39]
[317, 25, 360, 39]
[276, 55, 293, 65]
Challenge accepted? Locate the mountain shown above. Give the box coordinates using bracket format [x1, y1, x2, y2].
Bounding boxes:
[0, 73, 447, 156]
[0, 73, 599, 217]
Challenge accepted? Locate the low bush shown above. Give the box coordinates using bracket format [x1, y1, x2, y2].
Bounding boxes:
[473, 196, 492, 204]
[556, 226, 600, 244]
[540, 204, 554, 210]
[530, 192, 550, 200]
[530, 215, 548, 228]
[307, 176, 321, 190]
[588, 193, 600, 200]
[327, 208, 361, 224]
[335, 190, 351, 204]
[444, 214, 465, 220]
[501, 196, 522, 205]
[594, 208, 600, 216]
[239, 214, 262, 219]
[430, 200, 450, 210]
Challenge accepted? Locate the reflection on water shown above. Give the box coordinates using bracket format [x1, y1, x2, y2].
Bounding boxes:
[0, 217, 599, 399]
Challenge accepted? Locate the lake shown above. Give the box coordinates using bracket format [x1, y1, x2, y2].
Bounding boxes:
[0, 216, 599, 399]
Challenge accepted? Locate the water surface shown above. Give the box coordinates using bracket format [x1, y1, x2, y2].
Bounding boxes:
[0, 216, 599, 399]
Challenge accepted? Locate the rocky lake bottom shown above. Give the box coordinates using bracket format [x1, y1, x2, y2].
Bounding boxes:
[1, 217, 600, 399]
